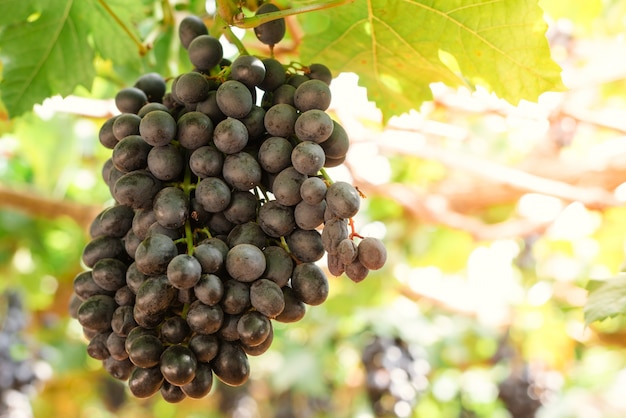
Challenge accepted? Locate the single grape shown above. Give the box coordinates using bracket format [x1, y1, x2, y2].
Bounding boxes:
[160, 344, 197, 386]
[193, 243, 225, 274]
[259, 58, 286, 92]
[230, 55, 266, 88]
[226, 221, 267, 249]
[167, 254, 202, 289]
[195, 177, 231, 213]
[186, 300, 224, 335]
[114, 285, 135, 307]
[294, 109, 334, 143]
[291, 262, 329, 305]
[269, 83, 296, 106]
[221, 279, 251, 315]
[345, 258, 369, 283]
[337, 238, 358, 264]
[174, 71, 210, 105]
[321, 218, 349, 255]
[73, 270, 114, 301]
[291, 140, 325, 175]
[139, 110, 177, 147]
[257, 136, 293, 174]
[321, 120, 350, 159]
[176, 111, 214, 150]
[134, 72, 167, 102]
[160, 315, 191, 344]
[223, 191, 258, 225]
[272, 167, 307, 206]
[294, 200, 326, 230]
[188, 34, 223, 71]
[326, 181, 361, 218]
[211, 341, 250, 386]
[132, 208, 157, 240]
[87, 331, 111, 360]
[262, 246, 293, 287]
[239, 105, 266, 142]
[189, 145, 224, 178]
[82, 235, 126, 268]
[264, 103, 298, 138]
[99, 116, 119, 149]
[112, 113, 141, 141]
[111, 305, 137, 337]
[194, 273, 224, 305]
[113, 170, 162, 210]
[128, 366, 164, 398]
[195, 91, 226, 124]
[286, 228, 324, 263]
[219, 313, 242, 342]
[250, 278, 285, 318]
[188, 334, 220, 363]
[179, 15, 208, 49]
[254, 3, 286, 46]
[181, 361, 213, 398]
[216, 80, 253, 118]
[112, 135, 151, 173]
[135, 275, 177, 315]
[138, 102, 169, 117]
[357, 237, 387, 270]
[147, 144, 185, 181]
[77, 294, 117, 332]
[222, 152, 262, 191]
[287, 74, 309, 88]
[241, 323, 274, 356]
[306, 63, 333, 85]
[300, 176, 327, 205]
[134, 234, 178, 275]
[275, 286, 306, 323]
[115, 87, 148, 114]
[237, 311, 271, 347]
[103, 356, 134, 381]
[153, 187, 189, 230]
[226, 243, 267, 282]
[258, 200, 296, 238]
[213, 117, 249, 154]
[294, 79, 331, 112]
[106, 332, 129, 360]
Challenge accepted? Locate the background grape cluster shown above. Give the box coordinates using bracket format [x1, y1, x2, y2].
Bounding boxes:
[69, 10, 386, 402]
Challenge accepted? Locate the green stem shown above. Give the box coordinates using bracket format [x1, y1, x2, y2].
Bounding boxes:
[233, 0, 355, 28]
[320, 167, 334, 184]
[98, 0, 149, 56]
[223, 23, 250, 56]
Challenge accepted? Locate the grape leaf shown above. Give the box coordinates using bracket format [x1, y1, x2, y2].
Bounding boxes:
[299, 0, 565, 122]
[0, 0, 144, 118]
[584, 275, 626, 325]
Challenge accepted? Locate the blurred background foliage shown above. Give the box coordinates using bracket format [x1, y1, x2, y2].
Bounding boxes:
[3, 0, 626, 417]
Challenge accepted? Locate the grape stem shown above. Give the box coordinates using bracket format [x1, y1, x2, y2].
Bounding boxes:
[229, 0, 356, 28]
[319, 168, 334, 184]
[349, 217, 364, 240]
[97, 0, 149, 56]
[215, 14, 250, 57]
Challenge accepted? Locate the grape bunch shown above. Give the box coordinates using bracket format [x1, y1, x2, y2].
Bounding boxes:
[69, 9, 387, 402]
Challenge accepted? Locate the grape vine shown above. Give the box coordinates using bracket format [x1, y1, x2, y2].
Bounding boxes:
[69, 2, 387, 402]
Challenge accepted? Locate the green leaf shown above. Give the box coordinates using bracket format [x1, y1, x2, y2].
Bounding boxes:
[299, 0, 564, 122]
[0, 0, 144, 118]
[584, 274, 626, 325]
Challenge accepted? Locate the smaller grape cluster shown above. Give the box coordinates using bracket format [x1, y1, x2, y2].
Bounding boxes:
[361, 336, 428, 417]
[70, 12, 386, 402]
[1, 290, 43, 415]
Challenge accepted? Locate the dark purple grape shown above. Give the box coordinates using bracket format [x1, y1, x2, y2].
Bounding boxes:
[294, 109, 334, 143]
[213, 117, 249, 154]
[134, 234, 178, 275]
[73, 270, 114, 301]
[294, 200, 326, 230]
[106, 332, 128, 360]
[321, 120, 350, 159]
[211, 341, 249, 386]
[189, 145, 224, 178]
[300, 176, 327, 205]
[193, 243, 225, 274]
[222, 152, 262, 191]
[176, 111, 214, 150]
[237, 311, 271, 347]
[337, 238, 358, 264]
[258, 136, 293, 174]
[264, 103, 298, 138]
[226, 244, 267, 282]
[291, 262, 329, 305]
[269, 84, 296, 106]
[221, 279, 251, 315]
[113, 170, 162, 210]
[99, 116, 119, 149]
[250, 278, 285, 318]
[87, 331, 111, 360]
[286, 228, 324, 263]
[111, 305, 137, 337]
[161, 381, 187, 403]
[194, 273, 224, 305]
[77, 294, 117, 332]
[112, 113, 141, 141]
[326, 181, 360, 218]
[239, 105, 266, 142]
[195, 177, 231, 213]
[126, 262, 147, 293]
[135, 275, 177, 315]
[128, 366, 164, 398]
[294, 79, 331, 112]
[188, 34, 223, 71]
[254, 3, 286, 46]
[357, 237, 387, 270]
[186, 300, 223, 335]
[307, 63, 333, 85]
[345, 258, 369, 283]
[259, 58, 286, 91]
[90, 205, 134, 239]
[167, 254, 202, 289]
[82, 236, 126, 268]
[174, 72, 210, 105]
[103, 356, 134, 381]
[134, 72, 167, 102]
[275, 286, 306, 323]
[114, 285, 135, 306]
[223, 191, 258, 225]
[230, 55, 266, 88]
[139, 110, 177, 146]
[112, 135, 151, 173]
[160, 344, 197, 386]
[258, 200, 295, 238]
[262, 246, 293, 287]
[188, 334, 220, 363]
[216, 80, 253, 118]
[160, 315, 191, 344]
[195, 91, 227, 124]
[291, 140, 325, 175]
[226, 221, 267, 249]
[181, 361, 213, 398]
[147, 144, 185, 181]
[272, 167, 307, 206]
[179, 15, 208, 49]
[153, 187, 189, 230]
[321, 218, 349, 255]
[115, 87, 148, 114]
